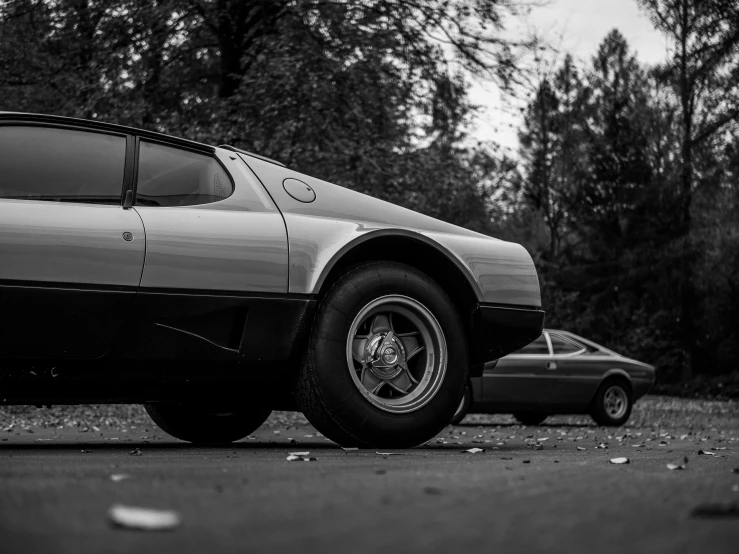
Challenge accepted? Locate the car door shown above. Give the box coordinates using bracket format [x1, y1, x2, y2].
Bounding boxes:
[125, 140, 290, 360]
[546, 332, 598, 407]
[481, 333, 555, 409]
[0, 124, 145, 359]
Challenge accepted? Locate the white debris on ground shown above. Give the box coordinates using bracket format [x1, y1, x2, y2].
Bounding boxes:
[108, 504, 181, 531]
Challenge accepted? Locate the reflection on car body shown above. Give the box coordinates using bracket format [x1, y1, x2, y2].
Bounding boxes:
[452, 329, 655, 426]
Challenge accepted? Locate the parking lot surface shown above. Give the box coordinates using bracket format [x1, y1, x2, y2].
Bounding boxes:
[1, 396, 737, 554]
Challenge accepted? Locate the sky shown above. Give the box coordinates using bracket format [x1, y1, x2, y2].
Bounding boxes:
[469, 0, 671, 154]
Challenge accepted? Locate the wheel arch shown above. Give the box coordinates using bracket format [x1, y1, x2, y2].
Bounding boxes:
[315, 230, 480, 354]
[590, 369, 633, 404]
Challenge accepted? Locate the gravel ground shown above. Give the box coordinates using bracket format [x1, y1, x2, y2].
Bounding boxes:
[2, 394, 736, 437]
[1, 395, 737, 554]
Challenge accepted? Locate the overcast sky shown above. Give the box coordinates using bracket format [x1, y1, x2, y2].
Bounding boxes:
[470, 0, 670, 153]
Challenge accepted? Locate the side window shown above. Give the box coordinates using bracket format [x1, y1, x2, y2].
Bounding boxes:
[549, 334, 584, 355]
[136, 141, 233, 207]
[0, 125, 125, 204]
[515, 334, 550, 355]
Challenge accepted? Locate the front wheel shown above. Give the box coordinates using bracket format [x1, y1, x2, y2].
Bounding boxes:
[144, 401, 272, 443]
[293, 262, 468, 448]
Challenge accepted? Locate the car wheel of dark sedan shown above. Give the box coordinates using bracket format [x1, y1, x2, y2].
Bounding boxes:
[513, 412, 548, 426]
[144, 402, 272, 443]
[450, 384, 472, 425]
[590, 379, 632, 426]
[293, 262, 468, 448]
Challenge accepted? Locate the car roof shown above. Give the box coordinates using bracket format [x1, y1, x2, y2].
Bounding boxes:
[0, 112, 285, 167]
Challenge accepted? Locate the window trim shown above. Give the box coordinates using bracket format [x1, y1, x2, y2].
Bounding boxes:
[132, 138, 235, 208]
[0, 121, 131, 206]
[548, 332, 586, 358]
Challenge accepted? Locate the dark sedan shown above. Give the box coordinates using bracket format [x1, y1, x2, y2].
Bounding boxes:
[452, 329, 655, 426]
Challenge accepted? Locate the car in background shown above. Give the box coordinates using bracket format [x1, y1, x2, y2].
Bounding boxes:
[451, 329, 654, 426]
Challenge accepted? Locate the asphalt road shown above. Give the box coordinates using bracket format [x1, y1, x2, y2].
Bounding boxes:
[1, 397, 737, 554]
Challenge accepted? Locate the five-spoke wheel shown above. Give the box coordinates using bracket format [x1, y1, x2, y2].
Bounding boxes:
[347, 295, 446, 414]
[293, 262, 468, 448]
[591, 378, 632, 426]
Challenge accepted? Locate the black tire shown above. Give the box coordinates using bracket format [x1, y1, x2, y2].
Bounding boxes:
[144, 402, 272, 443]
[450, 384, 472, 425]
[293, 262, 468, 448]
[590, 378, 632, 426]
[513, 412, 548, 426]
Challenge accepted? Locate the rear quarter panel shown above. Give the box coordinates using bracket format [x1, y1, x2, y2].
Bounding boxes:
[239, 155, 541, 308]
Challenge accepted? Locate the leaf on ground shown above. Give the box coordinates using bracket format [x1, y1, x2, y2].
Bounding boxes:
[110, 474, 132, 482]
[609, 457, 630, 464]
[667, 463, 685, 470]
[690, 502, 739, 518]
[341, 447, 359, 451]
[698, 450, 716, 456]
[109, 504, 181, 531]
[288, 451, 310, 456]
[463, 448, 484, 454]
[286, 454, 316, 462]
[129, 448, 142, 456]
[576, 446, 586, 451]
[375, 452, 405, 456]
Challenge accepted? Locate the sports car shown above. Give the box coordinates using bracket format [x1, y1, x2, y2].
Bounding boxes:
[451, 329, 655, 426]
[0, 112, 543, 447]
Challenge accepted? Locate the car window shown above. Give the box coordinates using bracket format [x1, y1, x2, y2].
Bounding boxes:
[0, 125, 125, 204]
[136, 141, 233, 207]
[515, 334, 550, 355]
[549, 333, 583, 355]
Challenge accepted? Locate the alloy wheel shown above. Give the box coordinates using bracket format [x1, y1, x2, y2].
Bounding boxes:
[346, 295, 447, 414]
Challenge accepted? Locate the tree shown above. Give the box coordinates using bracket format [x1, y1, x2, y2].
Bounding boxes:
[637, 0, 739, 378]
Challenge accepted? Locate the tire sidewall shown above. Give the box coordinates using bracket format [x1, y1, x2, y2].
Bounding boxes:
[310, 263, 468, 446]
[450, 383, 472, 425]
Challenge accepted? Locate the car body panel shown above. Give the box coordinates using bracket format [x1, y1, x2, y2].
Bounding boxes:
[0, 199, 146, 358]
[0, 199, 145, 287]
[239, 154, 542, 308]
[470, 330, 655, 415]
[135, 207, 288, 293]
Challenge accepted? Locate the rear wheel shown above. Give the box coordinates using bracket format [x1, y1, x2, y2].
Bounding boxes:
[513, 412, 548, 426]
[590, 379, 632, 426]
[144, 401, 272, 443]
[293, 262, 468, 448]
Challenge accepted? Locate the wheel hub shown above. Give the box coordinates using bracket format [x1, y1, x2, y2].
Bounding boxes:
[365, 333, 405, 380]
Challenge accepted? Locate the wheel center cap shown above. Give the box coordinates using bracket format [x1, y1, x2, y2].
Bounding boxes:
[382, 347, 398, 365]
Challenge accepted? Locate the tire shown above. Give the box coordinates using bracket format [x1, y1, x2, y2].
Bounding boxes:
[144, 401, 272, 443]
[293, 262, 468, 448]
[590, 378, 632, 426]
[450, 384, 472, 425]
[513, 412, 548, 426]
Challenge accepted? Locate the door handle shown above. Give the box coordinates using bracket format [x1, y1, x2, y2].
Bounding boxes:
[546, 361, 557, 370]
